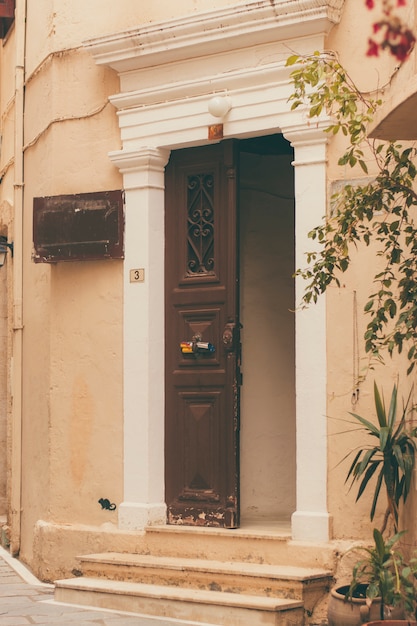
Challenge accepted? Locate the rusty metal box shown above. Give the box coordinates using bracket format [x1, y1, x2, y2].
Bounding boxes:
[0, 0, 14, 18]
[33, 190, 124, 263]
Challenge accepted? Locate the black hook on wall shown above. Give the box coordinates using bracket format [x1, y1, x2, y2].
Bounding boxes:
[98, 498, 116, 511]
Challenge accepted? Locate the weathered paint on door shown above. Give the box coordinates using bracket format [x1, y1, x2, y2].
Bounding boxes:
[165, 141, 241, 528]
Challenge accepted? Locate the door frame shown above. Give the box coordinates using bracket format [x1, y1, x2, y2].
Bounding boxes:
[86, 0, 338, 542]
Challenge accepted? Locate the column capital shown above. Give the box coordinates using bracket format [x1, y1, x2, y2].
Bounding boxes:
[281, 119, 330, 148]
[282, 121, 329, 168]
[109, 147, 171, 190]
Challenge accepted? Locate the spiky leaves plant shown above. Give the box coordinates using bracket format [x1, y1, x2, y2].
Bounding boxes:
[346, 382, 417, 533]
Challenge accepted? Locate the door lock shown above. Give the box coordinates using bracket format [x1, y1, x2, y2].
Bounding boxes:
[222, 322, 241, 352]
[180, 334, 215, 355]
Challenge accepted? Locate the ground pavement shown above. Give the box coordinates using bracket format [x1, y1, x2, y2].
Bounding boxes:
[0, 547, 214, 626]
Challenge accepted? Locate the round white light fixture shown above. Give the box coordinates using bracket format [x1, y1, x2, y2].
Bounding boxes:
[208, 95, 232, 118]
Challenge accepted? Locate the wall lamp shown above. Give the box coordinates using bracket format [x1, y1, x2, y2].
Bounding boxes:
[0, 235, 13, 267]
[208, 95, 232, 118]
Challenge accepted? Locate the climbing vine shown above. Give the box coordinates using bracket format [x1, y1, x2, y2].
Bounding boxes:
[286, 51, 417, 373]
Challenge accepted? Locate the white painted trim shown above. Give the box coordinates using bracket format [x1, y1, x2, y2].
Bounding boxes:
[282, 122, 331, 542]
[114, 148, 170, 531]
[84, 0, 344, 73]
[85, 0, 339, 540]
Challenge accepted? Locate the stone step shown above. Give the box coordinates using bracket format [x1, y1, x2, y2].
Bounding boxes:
[54, 577, 305, 626]
[141, 524, 336, 570]
[78, 552, 333, 613]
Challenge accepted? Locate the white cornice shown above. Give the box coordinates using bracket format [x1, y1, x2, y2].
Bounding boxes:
[109, 62, 291, 109]
[84, 0, 345, 74]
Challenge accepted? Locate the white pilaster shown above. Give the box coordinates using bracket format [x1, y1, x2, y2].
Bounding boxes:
[110, 147, 170, 530]
[283, 123, 331, 543]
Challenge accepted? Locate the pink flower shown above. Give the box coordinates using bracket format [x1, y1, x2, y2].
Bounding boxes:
[365, 0, 414, 60]
[367, 38, 380, 55]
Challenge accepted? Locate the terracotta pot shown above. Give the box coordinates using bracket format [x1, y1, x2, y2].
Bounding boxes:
[327, 585, 404, 626]
[363, 622, 417, 625]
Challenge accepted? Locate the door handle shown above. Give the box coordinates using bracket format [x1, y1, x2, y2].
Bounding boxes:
[222, 322, 243, 353]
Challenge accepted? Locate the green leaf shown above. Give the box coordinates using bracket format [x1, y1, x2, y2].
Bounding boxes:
[285, 55, 300, 66]
[309, 104, 323, 117]
[374, 383, 388, 428]
[379, 426, 389, 452]
[349, 408, 380, 436]
[356, 449, 379, 479]
[386, 384, 398, 430]
[359, 160, 368, 174]
[345, 449, 363, 484]
[356, 460, 380, 502]
[373, 528, 385, 558]
[370, 469, 384, 520]
[367, 581, 380, 600]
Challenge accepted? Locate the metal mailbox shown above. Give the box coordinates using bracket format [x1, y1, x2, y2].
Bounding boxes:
[0, 0, 14, 18]
[33, 190, 124, 263]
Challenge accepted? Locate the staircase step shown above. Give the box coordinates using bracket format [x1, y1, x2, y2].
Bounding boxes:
[142, 524, 336, 569]
[78, 552, 332, 611]
[55, 577, 305, 626]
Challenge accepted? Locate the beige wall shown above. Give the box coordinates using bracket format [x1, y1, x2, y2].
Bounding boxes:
[2, 1, 126, 565]
[324, 2, 415, 540]
[0, 202, 13, 517]
[240, 150, 296, 522]
[25, 0, 240, 74]
[0, 266, 6, 516]
[0, 0, 416, 576]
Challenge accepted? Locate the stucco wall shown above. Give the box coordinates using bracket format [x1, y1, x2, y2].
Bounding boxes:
[0, 0, 416, 577]
[1, 1, 126, 565]
[24, 0, 240, 75]
[324, 1, 415, 540]
[240, 150, 296, 521]
[0, 201, 13, 517]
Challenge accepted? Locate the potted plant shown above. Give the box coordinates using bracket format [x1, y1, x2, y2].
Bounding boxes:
[363, 614, 417, 624]
[328, 529, 412, 625]
[351, 528, 417, 622]
[327, 383, 417, 625]
[362, 622, 417, 625]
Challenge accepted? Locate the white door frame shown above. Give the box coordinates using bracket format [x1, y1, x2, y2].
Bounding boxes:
[84, 0, 344, 542]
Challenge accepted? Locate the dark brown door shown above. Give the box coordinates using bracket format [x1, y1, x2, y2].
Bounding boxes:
[165, 141, 241, 528]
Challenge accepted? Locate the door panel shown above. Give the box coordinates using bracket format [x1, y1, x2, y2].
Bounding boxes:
[165, 141, 240, 528]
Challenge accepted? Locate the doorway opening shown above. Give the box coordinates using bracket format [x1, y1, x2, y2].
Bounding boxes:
[164, 134, 295, 528]
[239, 134, 296, 526]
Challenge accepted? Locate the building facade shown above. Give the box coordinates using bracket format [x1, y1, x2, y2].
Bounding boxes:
[0, 0, 415, 622]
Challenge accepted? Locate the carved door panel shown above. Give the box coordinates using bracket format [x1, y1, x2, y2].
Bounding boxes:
[165, 141, 241, 528]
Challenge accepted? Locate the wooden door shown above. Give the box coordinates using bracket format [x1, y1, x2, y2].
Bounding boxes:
[165, 141, 241, 528]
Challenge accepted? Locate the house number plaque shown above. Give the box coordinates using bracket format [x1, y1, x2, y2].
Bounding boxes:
[130, 268, 145, 283]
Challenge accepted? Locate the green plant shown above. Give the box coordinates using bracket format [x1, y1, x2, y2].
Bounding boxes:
[347, 528, 417, 620]
[346, 382, 417, 533]
[286, 52, 417, 374]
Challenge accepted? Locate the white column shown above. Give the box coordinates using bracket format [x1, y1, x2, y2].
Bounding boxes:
[110, 147, 170, 530]
[282, 124, 331, 543]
